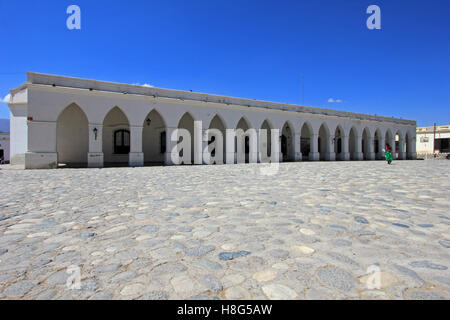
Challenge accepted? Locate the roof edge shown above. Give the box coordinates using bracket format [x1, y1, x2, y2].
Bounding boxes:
[17, 72, 416, 126]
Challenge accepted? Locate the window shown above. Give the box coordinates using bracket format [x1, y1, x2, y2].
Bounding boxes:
[420, 137, 429, 143]
[160, 131, 166, 154]
[114, 129, 130, 154]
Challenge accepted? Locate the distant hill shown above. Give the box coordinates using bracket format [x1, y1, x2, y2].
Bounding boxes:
[0, 119, 10, 133]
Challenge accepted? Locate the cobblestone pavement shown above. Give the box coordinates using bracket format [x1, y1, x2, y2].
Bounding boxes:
[0, 161, 449, 300]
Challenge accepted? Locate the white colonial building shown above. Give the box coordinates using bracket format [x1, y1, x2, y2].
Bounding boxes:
[416, 125, 450, 155]
[8, 73, 417, 169]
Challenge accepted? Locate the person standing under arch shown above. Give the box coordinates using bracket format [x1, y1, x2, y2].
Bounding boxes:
[385, 143, 393, 165]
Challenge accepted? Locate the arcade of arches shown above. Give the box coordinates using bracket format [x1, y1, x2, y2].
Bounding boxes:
[55, 104, 416, 168]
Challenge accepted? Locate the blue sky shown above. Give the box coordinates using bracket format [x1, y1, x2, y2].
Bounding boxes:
[0, 0, 449, 126]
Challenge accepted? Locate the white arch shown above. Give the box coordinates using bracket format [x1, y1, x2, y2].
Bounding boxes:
[56, 103, 89, 166]
[318, 122, 332, 161]
[102, 106, 131, 166]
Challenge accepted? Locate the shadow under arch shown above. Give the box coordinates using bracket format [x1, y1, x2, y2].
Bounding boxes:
[334, 124, 345, 160]
[56, 103, 89, 168]
[103, 106, 130, 167]
[177, 112, 196, 164]
[318, 122, 331, 161]
[374, 128, 383, 159]
[300, 121, 314, 160]
[281, 120, 295, 162]
[207, 114, 227, 165]
[362, 127, 371, 160]
[142, 109, 167, 166]
[260, 119, 274, 160]
[349, 126, 359, 160]
[235, 117, 252, 163]
[394, 129, 403, 159]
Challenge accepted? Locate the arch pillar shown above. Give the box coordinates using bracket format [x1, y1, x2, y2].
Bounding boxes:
[164, 127, 179, 166]
[309, 133, 320, 161]
[378, 135, 385, 160]
[225, 129, 235, 164]
[367, 136, 375, 160]
[129, 126, 144, 167]
[257, 128, 270, 163]
[407, 135, 417, 160]
[354, 135, 363, 160]
[391, 136, 397, 160]
[25, 121, 58, 169]
[194, 121, 203, 165]
[341, 135, 350, 161]
[201, 128, 210, 165]
[249, 134, 258, 164]
[88, 124, 104, 168]
[325, 135, 336, 161]
[398, 136, 406, 160]
[293, 131, 302, 161]
[273, 129, 282, 163]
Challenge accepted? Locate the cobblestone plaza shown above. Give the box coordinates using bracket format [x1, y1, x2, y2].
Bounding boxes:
[0, 161, 449, 300]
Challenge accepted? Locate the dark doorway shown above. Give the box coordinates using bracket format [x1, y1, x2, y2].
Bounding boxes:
[337, 138, 342, 154]
[281, 135, 287, 160]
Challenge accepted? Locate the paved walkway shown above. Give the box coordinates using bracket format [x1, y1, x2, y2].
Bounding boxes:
[0, 161, 449, 300]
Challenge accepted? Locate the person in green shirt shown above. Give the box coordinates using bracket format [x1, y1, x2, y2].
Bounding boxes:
[385, 144, 393, 165]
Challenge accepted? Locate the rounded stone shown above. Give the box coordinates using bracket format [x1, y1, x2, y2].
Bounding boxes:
[135, 234, 153, 241]
[439, 239, 450, 248]
[292, 246, 315, 254]
[222, 274, 246, 287]
[269, 250, 289, 259]
[199, 275, 223, 293]
[221, 243, 238, 251]
[252, 269, 278, 282]
[406, 290, 446, 300]
[143, 291, 169, 300]
[317, 267, 357, 292]
[120, 283, 145, 296]
[184, 245, 216, 257]
[354, 216, 369, 224]
[300, 228, 316, 236]
[224, 286, 251, 299]
[219, 251, 251, 261]
[27, 232, 51, 238]
[272, 263, 289, 271]
[262, 284, 298, 300]
[4, 281, 35, 298]
[409, 261, 448, 270]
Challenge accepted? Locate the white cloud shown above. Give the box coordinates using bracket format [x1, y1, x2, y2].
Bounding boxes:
[133, 82, 154, 88]
[1, 93, 10, 103]
[328, 98, 343, 103]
